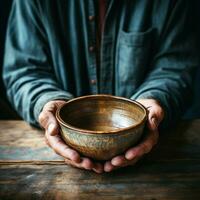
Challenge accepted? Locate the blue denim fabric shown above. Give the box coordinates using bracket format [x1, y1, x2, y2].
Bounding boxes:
[3, 0, 199, 127]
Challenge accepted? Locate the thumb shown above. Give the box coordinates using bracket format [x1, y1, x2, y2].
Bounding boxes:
[39, 110, 59, 136]
[46, 114, 60, 136]
[39, 101, 64, 136]
[136, 98, 164, 132]
[147, 107, 164, 131]
[148, 116, 158, 131]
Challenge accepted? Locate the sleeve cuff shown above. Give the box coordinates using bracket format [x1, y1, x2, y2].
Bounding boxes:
[130, 90, 171, 130]
[33, 91, 74, 124]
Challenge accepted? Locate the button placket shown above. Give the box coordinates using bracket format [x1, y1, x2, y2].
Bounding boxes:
[99, 37, 114, 94]
[88, 15, 95, 21]
[89, 46, 95, 52]
[98, 0, 115, 94]
[91, 79, 97, 84]
[87, 0, 98, 94]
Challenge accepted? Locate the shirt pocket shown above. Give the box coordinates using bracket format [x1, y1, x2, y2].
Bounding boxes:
[115, 27, 155, 97]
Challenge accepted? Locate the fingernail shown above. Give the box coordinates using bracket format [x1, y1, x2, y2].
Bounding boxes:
[48, 123, 55, 135]
[125, 152, 136, 160]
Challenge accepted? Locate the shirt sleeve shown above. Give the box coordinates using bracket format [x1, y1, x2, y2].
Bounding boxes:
[131, 0, 200, 129]
[3, 0, 74, 126]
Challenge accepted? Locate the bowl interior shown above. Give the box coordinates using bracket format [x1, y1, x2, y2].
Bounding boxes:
[58, 96, 146, 133]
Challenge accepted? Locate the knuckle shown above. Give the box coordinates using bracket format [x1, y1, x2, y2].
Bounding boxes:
[44, 101, 57, 112]
[43, 101, 54, 109]
[69, 150, 78, 158]
[38, 112, 48, 128]
[64, 148, 78, 160]
[156, 106, 165, 120]
[38, 113, 44, 123]
[39, 112, 58, 131]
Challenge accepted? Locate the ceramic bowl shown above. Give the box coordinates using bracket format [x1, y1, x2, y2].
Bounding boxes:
[56, 95, 147, 160]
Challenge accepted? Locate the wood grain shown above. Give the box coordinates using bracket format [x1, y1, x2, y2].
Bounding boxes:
[0, 120, 62, 162]
[0, 120, 200, 200]
[0, 163, 200, 200]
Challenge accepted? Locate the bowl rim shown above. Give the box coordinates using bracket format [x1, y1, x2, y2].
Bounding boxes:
[56, 94, 147, 135]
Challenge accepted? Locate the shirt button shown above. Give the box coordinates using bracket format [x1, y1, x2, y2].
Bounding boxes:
[91, 79, 96, 84]
[89, 15, 95, 21]
[89, 46, 95, 52]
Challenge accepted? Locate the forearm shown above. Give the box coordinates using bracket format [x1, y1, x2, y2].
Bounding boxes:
[131, 61, 197, 128]
[2, 0, 74, 126]
[3, 73, 73, 126]
[131, 0, 199, 129]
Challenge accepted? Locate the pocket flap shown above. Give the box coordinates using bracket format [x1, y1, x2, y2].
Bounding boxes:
[119, 27, 155, 47]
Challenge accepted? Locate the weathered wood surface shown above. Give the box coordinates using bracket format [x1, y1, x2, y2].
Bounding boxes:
[0, 121, 62, 162]
[0, 120, 200, 200]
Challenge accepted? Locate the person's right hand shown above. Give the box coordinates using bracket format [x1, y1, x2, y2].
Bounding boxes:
[38, 100, 103, 173]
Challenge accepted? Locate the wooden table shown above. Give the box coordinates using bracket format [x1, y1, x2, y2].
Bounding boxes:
[0, 120, 200, 200]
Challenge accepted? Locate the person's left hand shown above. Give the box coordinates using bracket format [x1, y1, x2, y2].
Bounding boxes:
[103, 98, 164, 172]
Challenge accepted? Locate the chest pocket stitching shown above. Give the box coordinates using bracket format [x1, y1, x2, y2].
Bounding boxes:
[116, 27, 155, 97]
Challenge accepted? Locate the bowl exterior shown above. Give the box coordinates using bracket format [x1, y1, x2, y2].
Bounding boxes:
[60, 121, 146, 160]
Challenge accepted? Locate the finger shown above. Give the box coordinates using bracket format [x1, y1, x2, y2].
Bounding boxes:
[39, 102, 57, 127]
[65, 158, 95, 171]
[104, 156, 141, 172]
[65, 158, 84, 169]
[111, 154, 142, 168]
[111, 155, 127, 167]
[39, 101, 66, 136]
[43, 100, 66, 113]
[104, 161, 115, 172]
[148, 116, 158, 131]
[92, 163, 104, 174]
[137, 99, 164, 131]
[46, 131, 81, 163]
[48, 122, 60, 136]
[81, 157, 94, 170]
[125, 134, 157, 160]
[147, 107, 161, 131]
[77, 158, 102, 172]
[39, 110, 59, 136]
[125, 130, 158, 160]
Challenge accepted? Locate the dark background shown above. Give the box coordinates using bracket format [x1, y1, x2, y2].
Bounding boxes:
[0, 0, 20, 119]
[0, 0, 200, 120]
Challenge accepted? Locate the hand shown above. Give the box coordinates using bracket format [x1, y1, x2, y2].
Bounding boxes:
[38, 100, 103, 173]
[103, 98, 164, 172]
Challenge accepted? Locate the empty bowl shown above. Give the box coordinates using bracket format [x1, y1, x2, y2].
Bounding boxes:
[56, 95, 147, 160]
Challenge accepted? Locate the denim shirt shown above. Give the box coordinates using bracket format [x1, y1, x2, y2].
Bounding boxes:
[3, 0, 199, 127]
